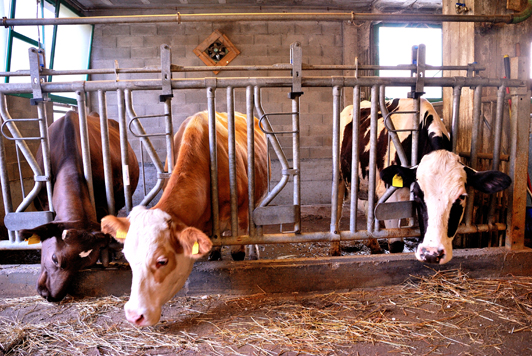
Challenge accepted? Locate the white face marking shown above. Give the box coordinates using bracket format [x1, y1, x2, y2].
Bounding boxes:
[79, 249, 92, 258]
[62, 230, 68, 240]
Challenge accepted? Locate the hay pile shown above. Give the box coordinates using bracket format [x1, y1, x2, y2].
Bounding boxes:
[0, 269, 531, 355]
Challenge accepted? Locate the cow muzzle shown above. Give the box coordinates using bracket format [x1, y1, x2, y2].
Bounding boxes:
[124, 301, 161, 327]
[416, 246, 446, 264]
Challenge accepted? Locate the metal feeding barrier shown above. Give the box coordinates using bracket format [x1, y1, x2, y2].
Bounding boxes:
[0, 42, 528, 255]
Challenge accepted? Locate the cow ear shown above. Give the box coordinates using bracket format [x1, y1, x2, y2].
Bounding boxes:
[380, 165, 417, 188]
[464, 167, 512, 194]
[19, 222, 65, 242]
[101, 216, 130, 243]
[177, 227, 212, 260]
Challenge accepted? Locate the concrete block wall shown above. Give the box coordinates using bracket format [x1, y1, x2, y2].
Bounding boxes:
[90, 17, 351, 206]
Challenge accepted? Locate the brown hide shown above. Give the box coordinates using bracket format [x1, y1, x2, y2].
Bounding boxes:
[21, 111, 139, 301]
[156, 111, 268, 237]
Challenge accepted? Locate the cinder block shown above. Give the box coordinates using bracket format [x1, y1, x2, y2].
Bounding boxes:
[157, 24, 184, 36]
[92, 35, 117, 48]
[282, 35, 309, 47]
[117, 36, 144, 48]
[254, 34, 282, 46]
[227, 34, 254, 45]
[131, 25, 157, 36]
[142, 36, 174, 48]
[102, 25, 130, 37]
[171, 34, 201, 47]
[267, 22, 295, 35]
[131, 47, 158, 59]
[93, 47, 131, 60]
[295, 23, 322, 35]
[239, 22, 268, 35]
[184, 23, 214, 36]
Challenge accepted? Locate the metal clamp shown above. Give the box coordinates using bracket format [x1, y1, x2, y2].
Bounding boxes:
[159, 44, 173, 102]
[288, 42, 304, 99]
[383, 110, 420, 133]
[28, 48, 47, 105]
[1, 118, 43, 141]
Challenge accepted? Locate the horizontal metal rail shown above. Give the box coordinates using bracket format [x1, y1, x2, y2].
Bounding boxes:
[0, 76, 526, 94]
[0, 63, 486, 77]
[209, 223, 507, 247]
[1, 10, 530, 26]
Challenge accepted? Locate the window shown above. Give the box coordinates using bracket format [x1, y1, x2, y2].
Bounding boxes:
[376, 24, 442, 100]
[3, 0, 93, 105]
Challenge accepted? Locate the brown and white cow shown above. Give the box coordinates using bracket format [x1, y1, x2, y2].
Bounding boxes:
[101, 111, 268, 326]
[337, 98, 511, 264]
[19, 111, 139, 301]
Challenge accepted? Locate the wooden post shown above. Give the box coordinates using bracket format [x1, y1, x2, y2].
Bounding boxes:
[505, 57, 530, 250]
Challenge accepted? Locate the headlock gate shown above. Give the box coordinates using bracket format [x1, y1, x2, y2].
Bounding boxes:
[0, 42, 528, 258]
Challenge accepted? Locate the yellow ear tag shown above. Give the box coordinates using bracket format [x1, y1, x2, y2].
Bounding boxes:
[392, 174, 403, 188]
[116, 229, 127, 240]
[26, 234, 40, 245]
[192, 241, 199, 255]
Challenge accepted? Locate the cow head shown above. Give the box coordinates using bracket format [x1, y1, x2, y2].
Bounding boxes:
[101, 206, 212, 327]
[19, 223, 110, 302]
[381, 150, 511, 264]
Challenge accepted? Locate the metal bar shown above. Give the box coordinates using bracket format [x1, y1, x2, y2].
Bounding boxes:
[246, 86, 257, 237]
[464, 85, 483, 226]
[487, 85, 506, 225]
[0, 97, 15, 242]
[163, 98, 174, 174]
[367, 85, 378, 232]
[411, 97, 420, 166]
[349, 85, 361, 232]
[98, 90, 115, 216]
[0, 76, 526, 95]
[291, 94, 301, 233]
[207, 87, 220, 240]
[451, 86, 462, 153]
[227, 87, 238, 237]
[207, 223, 507, 247]
[330, 86, 342, 234]
[379, 86, 409, 166]
[75, 91, 96, 214]
[35, 101, 53, 215]
[124, 89, 166, 206]
[1, 12, 522, 27]
[0, 63, 486, 78]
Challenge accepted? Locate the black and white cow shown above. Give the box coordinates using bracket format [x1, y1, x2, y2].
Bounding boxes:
[337, 98, 511, 264]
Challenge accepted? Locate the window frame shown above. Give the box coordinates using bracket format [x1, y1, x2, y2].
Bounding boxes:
[4, 0, 93, 105]
[374, 22, 443, 102]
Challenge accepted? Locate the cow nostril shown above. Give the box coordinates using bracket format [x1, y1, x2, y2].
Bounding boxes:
[134, 314, 144, 325]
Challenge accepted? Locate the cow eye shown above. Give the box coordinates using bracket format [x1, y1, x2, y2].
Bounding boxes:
[156, 259, 168, 268]
[458, 194, 467, 201]
[52, 254, 59, 266]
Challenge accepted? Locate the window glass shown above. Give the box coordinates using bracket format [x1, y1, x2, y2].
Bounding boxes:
[378, 26, 442, 100]
[8, 37, 31, 83]
[50, 4, 92, 99]
[42, 2, 55, 66]
[14, 0, 40, 41]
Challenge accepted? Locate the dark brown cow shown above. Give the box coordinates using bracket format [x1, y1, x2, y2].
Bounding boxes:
[20, 111, 139, 301]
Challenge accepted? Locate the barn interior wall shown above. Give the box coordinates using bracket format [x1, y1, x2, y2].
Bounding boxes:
[88, 10, 375, 206]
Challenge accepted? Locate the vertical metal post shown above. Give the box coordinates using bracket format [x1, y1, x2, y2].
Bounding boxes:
[330, 86, 342, 234]
[0, 96, 15, 242]
[367, 85, 378, 232]
[451, 86, 462, 153]
[349, 85, 361, 232]
[207, 87, 220, 240]
[75, 91, 96, 214]
[36, 101, 53, 215]
[487, 85, 506, 225]
[464, 85, 482, 226]
[98, 90, 115, 216]
[246, 86, 257, 237]
[227, 87, 239, 237]
[117, 89, 133, 213]
[411, 97, 420, 166]
[163, 98, 174, 174]
[292, 95, 301, 234]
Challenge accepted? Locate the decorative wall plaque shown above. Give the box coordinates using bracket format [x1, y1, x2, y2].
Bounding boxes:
[193, 30, 240, 75]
